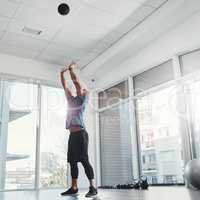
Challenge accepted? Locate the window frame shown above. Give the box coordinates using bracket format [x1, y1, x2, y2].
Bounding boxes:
[0, 73, 63, 192]
[96, 52, 199, 186]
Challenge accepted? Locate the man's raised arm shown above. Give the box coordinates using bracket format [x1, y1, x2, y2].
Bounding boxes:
[68, 62, 83, 96]
[60, 68, 72, 98]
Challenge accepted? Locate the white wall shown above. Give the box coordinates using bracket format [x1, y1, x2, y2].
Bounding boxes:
[0, 52, 95, 90]
[0, 53, 61, 86]
[95, 9, 200, 89]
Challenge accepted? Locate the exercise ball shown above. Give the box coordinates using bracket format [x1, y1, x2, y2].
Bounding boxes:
[58, 3, 70, 15]
[184, 159, 200, 190]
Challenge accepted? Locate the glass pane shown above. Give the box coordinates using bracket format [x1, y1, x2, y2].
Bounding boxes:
[186, 81, 200, 158]
[180, 49, 200, 75]
[5, 81, 38, 190]
[133, 60, 174, 94]
[99, 103, 133, 186]
[136, 86, 184, 184]
[98, 81, 129, 108]
[40, 86, 68, 188]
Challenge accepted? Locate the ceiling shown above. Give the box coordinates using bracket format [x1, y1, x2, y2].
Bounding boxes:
[0, 0, 167, 68]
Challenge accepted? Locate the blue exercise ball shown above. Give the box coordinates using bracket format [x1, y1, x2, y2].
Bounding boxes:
[184, 159, 200, 190]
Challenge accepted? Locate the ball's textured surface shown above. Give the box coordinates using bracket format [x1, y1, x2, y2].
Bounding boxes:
[58, 3, 70, 15]
[184, 159, 200, 190]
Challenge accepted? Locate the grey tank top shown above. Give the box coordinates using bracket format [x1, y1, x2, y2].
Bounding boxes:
[66, 95, 88, 129]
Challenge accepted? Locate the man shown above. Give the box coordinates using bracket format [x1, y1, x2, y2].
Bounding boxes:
[60, 62, 97, 198]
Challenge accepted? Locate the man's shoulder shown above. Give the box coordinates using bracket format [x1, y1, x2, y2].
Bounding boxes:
[77, 94, 89, 103]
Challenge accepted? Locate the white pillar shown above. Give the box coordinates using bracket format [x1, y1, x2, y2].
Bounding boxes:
[128, 76, 140, 179]
[0, 80, 11, 190]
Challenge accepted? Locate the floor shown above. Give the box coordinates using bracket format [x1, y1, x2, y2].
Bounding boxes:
[0, 187, 199, 200]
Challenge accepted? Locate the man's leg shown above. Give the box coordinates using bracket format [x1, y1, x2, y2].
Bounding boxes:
[81, 159, 97, 197]
[81, 159, 95, 186]
[60, 162, 79, 196]
[70, 162, 79, 189]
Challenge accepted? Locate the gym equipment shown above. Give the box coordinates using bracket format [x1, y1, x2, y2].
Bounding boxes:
[117, 183, 137, 189]
[99, 186, 114, 189]
[100, 178, 149, 190]
[133, 180, 140, 190]
[184, 159, 200, 190]
[58, 3, 70, 15]
[140, 177, 149, 190]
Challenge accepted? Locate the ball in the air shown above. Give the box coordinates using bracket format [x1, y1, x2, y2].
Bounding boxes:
[58, 3, 70, 15]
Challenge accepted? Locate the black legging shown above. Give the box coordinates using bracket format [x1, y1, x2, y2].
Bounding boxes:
[70, 159, 94, 180]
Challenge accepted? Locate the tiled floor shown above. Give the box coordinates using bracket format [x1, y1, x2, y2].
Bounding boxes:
[0, 187, 199, 200]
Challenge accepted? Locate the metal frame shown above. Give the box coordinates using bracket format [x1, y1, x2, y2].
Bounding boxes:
[93, 92, 102, 187]
[35, 84, 42, 190]
[174, 55, 193, 163]
[128, 76, 140, 179]
[0, 79, 4, 190]
[0, 80, 10, 191]
[178, 51, 200, 160]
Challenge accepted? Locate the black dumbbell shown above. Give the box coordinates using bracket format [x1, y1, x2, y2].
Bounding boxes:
[133, 180, 140, 189]
[140, 177, 149, 190]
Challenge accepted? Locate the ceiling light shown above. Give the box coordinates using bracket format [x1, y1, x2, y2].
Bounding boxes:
[22, 27, 42, 35]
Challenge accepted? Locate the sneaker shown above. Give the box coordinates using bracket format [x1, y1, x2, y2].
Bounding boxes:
[60, 187, 78, 196]
[85, 186, 98, 198]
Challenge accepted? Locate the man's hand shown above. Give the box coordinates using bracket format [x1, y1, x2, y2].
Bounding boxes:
[61, 61, 76, 73]
[61, 67, 68, 74]
[68, 61, 76, 71]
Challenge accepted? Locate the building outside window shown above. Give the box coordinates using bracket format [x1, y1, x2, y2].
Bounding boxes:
[136, 86, 184, 184]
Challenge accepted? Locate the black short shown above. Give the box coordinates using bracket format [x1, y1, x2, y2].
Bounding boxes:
[67, 129, 89, 163]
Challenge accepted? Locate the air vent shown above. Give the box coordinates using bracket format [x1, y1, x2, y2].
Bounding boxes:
[22, 27, 42, 35]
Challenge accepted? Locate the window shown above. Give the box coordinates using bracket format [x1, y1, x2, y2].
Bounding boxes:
[184, 80, 200, 159]
[96, 48, 200, 187]
[0, 77, 89, 191]
[136, 86, 184, 184]
[160, 151, 176, 162]
[152, 176, 158, 184]
[149, 154, 156, 164]
[2, 81, 38, 190]
[40, 86, 68, 188]
[164, 175, 174, 184]
[180, 48, 200, 75]
[98, 81, 129, 108]
[133, 60, 174, 94]
[99, 103, 133, 186]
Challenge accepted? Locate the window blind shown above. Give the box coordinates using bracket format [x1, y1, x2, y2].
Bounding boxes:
[180, 49, 200, 75]
[133, 60, 174, 94]
[99, 103, 132, 186]
[98, 81, 129, 108]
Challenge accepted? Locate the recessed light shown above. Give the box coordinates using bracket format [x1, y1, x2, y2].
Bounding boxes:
[22, 27, 42, 35]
